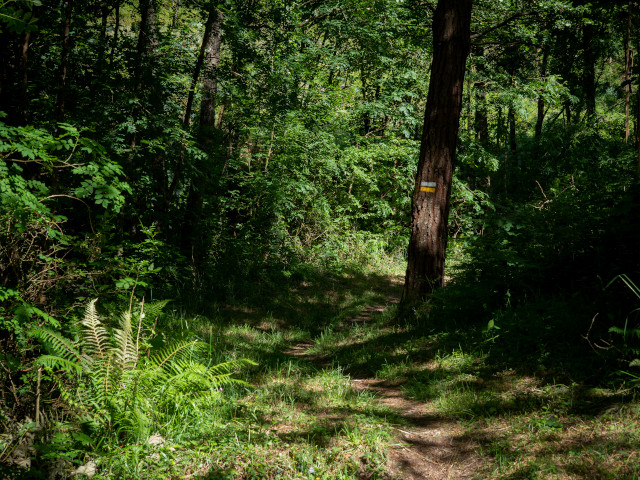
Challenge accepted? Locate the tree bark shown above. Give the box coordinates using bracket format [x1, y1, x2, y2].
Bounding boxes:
[134, 0, 159, 97]
[109, 1, 120, 67]
[474, 87, 488, 144]
[535, 48, 548, 138]
[55, 0, 72, 122]
[97, 3, 109, 77]
[583, 22, 596, 117]
[129, 0, 159, 153]
[181, 7, 223, 256]
[183, 9, 219, 128]
[198, 9, 223, 144]
[18, 31, 31, 125]
[625, 1, 632, 143]
[402, 0, 472, 306]
[564, 99, 572, 125]
[473, 47, 488, 144]
[508, 105, 516, 153]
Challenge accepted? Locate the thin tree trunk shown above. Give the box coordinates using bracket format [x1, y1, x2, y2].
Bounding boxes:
[496, 105, 502, 149]
[583, 22, 596, 117]
[402, 0, 472, 305]
[110, 1, 120, 67]
[181, 8, 223, 255]
[474, 89, 488, 144]
[18, 31, 31, 125]
[55, 0, 72, 122]
[625, 1, 632, 143]
[97, 4, 109, 77]
[535, 48, 549, 138]
[130, 0, 159, 152]
[134, 0, 159, 95]
[198, 9, 223, 143]
[473, 46, 488, 143]
[361, 74, 370, 134]
[171, 0, 181, 29]
[508, 105, 517, 153]
[466, 73, 472, 138]
[183, 10, 218, 128]
[637, 35, 640, 175]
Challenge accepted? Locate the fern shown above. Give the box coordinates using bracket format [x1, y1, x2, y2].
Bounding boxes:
[606, 274, 640, 368]
[112, 310, 138, 370]
[29, 299, 255, 443]
[148, 340, 199, 368]
[29, 327, 85, 365]
[34, 355, 84, 376]
[80, 299, 109, 360]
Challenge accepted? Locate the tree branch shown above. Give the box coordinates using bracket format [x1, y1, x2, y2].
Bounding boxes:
[471, 11, 536, 41]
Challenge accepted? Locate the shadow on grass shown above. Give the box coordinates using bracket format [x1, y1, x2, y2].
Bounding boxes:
[213, 267, 403, 336]
[168, 198, 640, 478]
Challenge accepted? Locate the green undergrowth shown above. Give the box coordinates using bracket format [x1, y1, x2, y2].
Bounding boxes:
[9, 246, 640, 479]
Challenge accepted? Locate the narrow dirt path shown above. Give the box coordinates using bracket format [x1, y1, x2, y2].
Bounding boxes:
[287, 278, 482, 480]
[352, 377, 480, 479]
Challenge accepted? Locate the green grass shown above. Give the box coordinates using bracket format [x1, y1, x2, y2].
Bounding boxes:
[16, 248, 640, 479]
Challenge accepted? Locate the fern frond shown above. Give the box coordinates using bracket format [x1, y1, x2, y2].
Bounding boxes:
[29, 327, 85, 364]
[89, 356, 118, 396]
[112, 311, 137, 370]
[80, 299, 109, 359]
[49, 371, 89, 415]
[34, 355, 84, 376]
[163, 358, 253, 393]
[148, 340, 199, 368]
[140, 299, 170, 326]
[207, 358, 257, 375]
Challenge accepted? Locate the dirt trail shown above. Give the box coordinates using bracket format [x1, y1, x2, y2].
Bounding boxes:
[288, 278, 482, 480]
[352, 376, 480, 479]
[350, 293, 480, 479]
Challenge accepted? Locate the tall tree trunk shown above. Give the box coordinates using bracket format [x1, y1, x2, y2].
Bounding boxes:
[583, 22, 596, 117]
[97, 4, 109, 77]
[625, 1, 633, 143]
[402, 0, 472, 306]
[361, 74, 370, 134]
[474, 87, 488, 144]
[110, 0, 120, 67]
[183, 10, 219, 128]
[181, 7, 223, 256]
[171, 0, 181, 30]
[535, 48, 549, 138]
[466, 73, 472, 137]
[130, 0, 159, 153]
[637, 36, 640, 175]
[55, 0, 72, 122]
[473, 46, 488, 144]
[508, 105, 517, 153]
[198, 9, 223, 144]
[564, 99, 572, 125]
[134, 0, 159, 97]
[496, 105, 502, 149]
[18, 31, 31, 125]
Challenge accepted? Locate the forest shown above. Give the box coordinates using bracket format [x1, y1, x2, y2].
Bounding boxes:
[1, 0, 640, 478]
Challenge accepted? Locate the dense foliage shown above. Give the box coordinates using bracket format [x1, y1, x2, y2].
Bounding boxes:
[1, 0, 640, 477]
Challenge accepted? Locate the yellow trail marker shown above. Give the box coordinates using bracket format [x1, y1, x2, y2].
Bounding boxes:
[420, 181, 436, 193]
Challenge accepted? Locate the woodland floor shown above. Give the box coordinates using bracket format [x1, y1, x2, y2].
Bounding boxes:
[34, 265, 637, 479]
[215, 265, 640, 480]
[283, 274, 482, 480]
